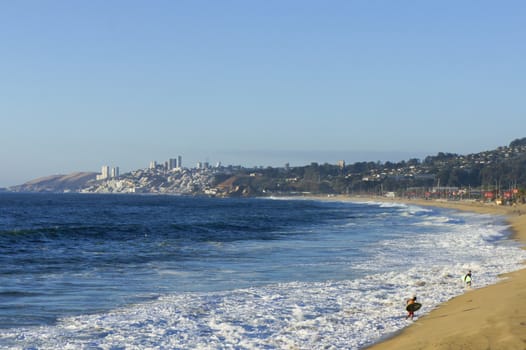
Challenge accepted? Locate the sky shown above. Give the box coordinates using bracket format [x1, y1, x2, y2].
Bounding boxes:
[1, 1, 525, 187]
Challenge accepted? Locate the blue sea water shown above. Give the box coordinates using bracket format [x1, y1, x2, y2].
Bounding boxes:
[0, 193, 524, 349]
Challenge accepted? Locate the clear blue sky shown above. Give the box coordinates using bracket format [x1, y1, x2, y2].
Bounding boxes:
[1, 1, 525, 187]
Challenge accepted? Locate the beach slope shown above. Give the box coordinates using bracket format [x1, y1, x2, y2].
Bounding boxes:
[365, 200, 526, 350]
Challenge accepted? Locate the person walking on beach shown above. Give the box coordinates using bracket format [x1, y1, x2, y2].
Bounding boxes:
[405, 295, 417, 320]
[464, 270, 472, 288]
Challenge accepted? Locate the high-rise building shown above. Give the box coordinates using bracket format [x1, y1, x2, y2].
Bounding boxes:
[149, 161, 157, 170]
[96, 165, 120, 180]
[177, 155, 182, 168]
[96, 165, 110, 181]
[169, 158, 177, 170]
[102, 165, 109, 179]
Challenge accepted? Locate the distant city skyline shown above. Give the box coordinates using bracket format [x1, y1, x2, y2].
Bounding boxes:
[0, 146, 495, 187]
[1, 1, 525, 187]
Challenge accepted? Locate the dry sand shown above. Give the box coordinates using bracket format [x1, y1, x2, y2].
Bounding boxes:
[354, 197, 526, 350]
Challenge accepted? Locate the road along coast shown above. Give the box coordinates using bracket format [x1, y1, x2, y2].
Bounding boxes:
[357, 197, 526, 350]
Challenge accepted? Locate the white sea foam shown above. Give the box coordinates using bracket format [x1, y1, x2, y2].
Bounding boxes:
[2, 205, 525, 350]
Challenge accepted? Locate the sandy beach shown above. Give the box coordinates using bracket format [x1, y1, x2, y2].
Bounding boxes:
[356, 197, 526, 350]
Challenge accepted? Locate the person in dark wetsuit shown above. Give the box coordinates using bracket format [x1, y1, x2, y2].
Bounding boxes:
[406, 295, 417, 320]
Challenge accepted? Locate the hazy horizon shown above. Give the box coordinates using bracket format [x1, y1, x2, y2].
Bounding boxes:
[2, 1, 524, 187]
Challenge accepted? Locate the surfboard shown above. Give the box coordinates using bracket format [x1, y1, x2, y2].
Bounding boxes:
[406, 302, 422, 312]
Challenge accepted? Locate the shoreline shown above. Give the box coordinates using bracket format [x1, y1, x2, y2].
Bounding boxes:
[342, 196, 526, 350]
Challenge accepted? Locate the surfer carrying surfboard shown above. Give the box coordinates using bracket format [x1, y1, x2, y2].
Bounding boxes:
[405, 295, 420, 320]
[464, 270, 472, 288]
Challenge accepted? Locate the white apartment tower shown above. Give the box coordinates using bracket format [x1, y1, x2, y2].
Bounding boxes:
[97, 165, 119, 180]
[102, 165, 110, 179]
[96, 165, 110, 181]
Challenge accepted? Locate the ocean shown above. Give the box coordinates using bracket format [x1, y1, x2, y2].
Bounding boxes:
[0, 193, 524, 349]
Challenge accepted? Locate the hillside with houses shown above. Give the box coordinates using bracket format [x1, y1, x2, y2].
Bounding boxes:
[6, 137, 526, 203]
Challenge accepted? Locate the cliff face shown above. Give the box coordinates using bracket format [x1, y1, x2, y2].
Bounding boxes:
[9, 172, 97, 192]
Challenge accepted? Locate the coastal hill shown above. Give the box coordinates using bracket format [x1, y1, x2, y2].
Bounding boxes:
[6, 137, 526, 198]
[210, 137, 526, 199]
[9, 172, 97, 193]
